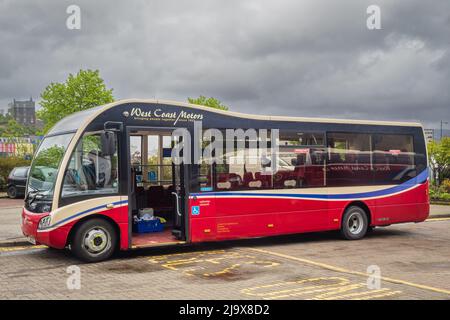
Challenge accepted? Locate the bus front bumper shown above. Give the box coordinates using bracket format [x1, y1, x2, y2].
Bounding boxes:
[21, 208, 68, 249]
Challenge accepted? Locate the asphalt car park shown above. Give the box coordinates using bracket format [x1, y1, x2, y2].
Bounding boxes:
[0, 201, 449, 300]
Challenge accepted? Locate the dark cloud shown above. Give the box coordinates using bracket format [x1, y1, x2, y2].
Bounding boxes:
[0, 0, 449, 129]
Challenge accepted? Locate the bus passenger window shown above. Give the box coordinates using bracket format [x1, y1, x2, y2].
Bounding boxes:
[62, 131, 119, 198]
[277, 130, 326, 188]
[326, 133, 372, 187]
[198, 161, 213, 192]
[372, 134, 416, 184]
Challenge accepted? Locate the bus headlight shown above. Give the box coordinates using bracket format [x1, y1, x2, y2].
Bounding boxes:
[38, 216, 52, 230]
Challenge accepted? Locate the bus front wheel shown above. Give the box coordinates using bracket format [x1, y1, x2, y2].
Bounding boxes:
[71, 218, 117, 262]
[340, 206, 368, 240]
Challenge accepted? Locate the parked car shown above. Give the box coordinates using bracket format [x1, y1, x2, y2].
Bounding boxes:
[7, 166, 29, 199]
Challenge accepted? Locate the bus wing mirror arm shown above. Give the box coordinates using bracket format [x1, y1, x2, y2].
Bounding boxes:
[104, 121, 123, 132]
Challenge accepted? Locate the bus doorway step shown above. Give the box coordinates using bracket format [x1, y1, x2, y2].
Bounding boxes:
[171, 229, 183, 240]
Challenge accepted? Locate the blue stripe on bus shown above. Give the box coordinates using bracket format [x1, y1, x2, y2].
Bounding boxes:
[192, 168, 429, 200]
[45, 199, 128, 230]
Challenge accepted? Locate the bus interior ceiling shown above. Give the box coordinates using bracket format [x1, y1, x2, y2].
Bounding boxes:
[129, 131, 180, 246]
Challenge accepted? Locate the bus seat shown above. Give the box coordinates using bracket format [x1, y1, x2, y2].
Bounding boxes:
[357, 153, 370, 164]
[147, 186, 164, 208]
[255, 172, 272, 188]
[346, 153, 357, 163]
[228, 173, 242, 188]
[217, 181, 232, 190]
[248, 180, 262, 188]
[161, 185, 175, 208]
[217, 173, 229, 182]
[243, 172, 254, 184]
[329, 153, 342, 164]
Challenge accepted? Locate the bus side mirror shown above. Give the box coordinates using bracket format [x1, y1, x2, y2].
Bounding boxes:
[101, 131, 116, 156]
[291, 158, 297, 166]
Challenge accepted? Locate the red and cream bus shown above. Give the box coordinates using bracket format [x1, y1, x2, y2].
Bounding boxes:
[21, 99, 429, 262]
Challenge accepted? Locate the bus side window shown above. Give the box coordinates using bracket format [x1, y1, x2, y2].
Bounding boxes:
[198, 161, 213, 191]
[277, 130, 326, 188]
[372, 134, 415, 184]
[326, 133, 372, 187]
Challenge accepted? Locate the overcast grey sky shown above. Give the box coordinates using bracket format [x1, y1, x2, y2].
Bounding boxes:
[0, 0, 449, 129]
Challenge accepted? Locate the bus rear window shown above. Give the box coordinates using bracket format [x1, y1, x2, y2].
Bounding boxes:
[372, 134, 416, 184]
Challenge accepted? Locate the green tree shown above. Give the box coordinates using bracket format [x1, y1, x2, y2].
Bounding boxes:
[33, 145, 66, 168]
[3, 119, 31, 137]
[0, 113, 10, 125]
[428, 137, 450, 186]
[37, 69, 114, 133]
[187, 95, 229, 111]
[0, 113, 34, 137]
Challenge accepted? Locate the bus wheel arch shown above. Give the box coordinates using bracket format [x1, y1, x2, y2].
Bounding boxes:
[343, 201, 372, 224]
[340, 201, 371, 240]
[67, 215, 120, 262]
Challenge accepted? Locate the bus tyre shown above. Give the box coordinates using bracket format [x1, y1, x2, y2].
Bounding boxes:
[340, 206, 368, 240]
[72, 218, 117, 263]
[7, 186, 17, 199]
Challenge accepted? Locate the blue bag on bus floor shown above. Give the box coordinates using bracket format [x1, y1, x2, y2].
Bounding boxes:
[133, 216, 165, 233]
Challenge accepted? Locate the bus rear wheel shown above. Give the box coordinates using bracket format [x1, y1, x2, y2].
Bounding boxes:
[72, 218, 117, 262]
[340, 206, 368, 240]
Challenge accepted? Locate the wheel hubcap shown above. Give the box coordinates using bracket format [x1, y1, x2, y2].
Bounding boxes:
[83, 228, 110, 255]
[348, 212, 364, 235]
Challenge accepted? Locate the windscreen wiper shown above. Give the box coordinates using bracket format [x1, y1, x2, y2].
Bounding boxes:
[25, 185, 39, 205]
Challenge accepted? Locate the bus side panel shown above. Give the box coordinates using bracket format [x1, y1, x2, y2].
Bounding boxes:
[273, 207, 336, 235]
[216, 196, 329, 240]
[417, 181, 430, 222]
[373, 182, 429, 224]
[119, 219, 130, 250]
[189, 182, 429, 243]
[189, 195, 330, 242]
[189, 196, 218, 242]
[100, 205, 129, 250]
[327, 199, 377, 227]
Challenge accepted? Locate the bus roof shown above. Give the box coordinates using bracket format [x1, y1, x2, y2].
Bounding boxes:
[47, 99, 423, 135]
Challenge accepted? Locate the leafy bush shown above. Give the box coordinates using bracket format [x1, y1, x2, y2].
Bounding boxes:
[429, 184, 450, 202]
[441, 179, 450, 193]
[434, 192, 450, 201]
[0, 157, 31, 191]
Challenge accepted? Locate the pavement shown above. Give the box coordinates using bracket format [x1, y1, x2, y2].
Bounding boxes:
[430, 204, 450, 217]
[0, 202, 25, 243]
[0, 198, 450, 300]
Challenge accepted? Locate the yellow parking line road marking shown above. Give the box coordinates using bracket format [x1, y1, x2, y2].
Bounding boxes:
[240, 276, 402, 300]
[247, 248, 450, 296]
[355, 290, 402, 300]
[0, 245, 47, 253]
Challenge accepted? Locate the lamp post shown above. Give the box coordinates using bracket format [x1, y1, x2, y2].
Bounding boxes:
[441, 120, 448, 140]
